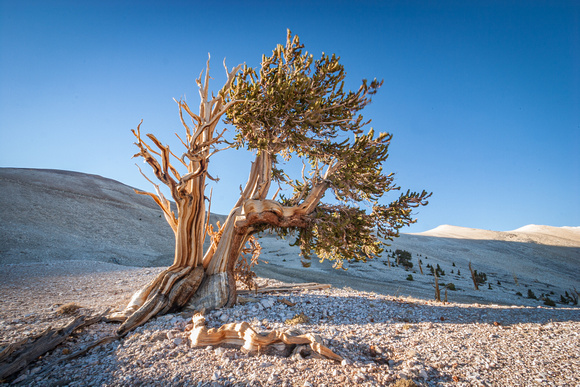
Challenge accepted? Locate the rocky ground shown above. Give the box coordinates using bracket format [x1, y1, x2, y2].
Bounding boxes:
[1, 261, 579, 386]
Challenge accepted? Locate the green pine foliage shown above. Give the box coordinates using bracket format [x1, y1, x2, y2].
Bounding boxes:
[225, 30, 431, 269]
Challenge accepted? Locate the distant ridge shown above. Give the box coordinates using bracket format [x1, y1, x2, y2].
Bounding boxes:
[414, 224, 580, 248]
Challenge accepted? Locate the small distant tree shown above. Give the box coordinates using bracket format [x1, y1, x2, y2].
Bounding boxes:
[394, 249, 413, 269]
[469, 261, 479, 290]
[111, 30, 431, 334]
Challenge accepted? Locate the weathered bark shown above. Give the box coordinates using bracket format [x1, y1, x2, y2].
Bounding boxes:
[115, 265, 204, 335]
[185, 272, 234, 311]
[110, 196, 207, 335]
[0, 310, 108, 382]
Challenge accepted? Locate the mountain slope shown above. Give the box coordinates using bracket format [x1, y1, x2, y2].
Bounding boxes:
[1, 168, 578, 306]
[0, 168, 225, 266]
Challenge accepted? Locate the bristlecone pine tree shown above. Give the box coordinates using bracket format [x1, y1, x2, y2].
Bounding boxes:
[111, 31, 431, 335]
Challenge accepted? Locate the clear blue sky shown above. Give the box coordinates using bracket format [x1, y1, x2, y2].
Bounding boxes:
[1, 1, 578, 232]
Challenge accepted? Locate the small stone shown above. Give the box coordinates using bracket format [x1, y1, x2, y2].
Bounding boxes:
[260, 298, 274, 308]
[173, 338, 183, 346]
[150, 331, 167, 342]
[354, 372, 365, 382]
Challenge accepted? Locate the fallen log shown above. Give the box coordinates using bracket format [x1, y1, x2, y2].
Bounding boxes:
[0, 309, 108, 382]
[237, 282, 332, 295]
[189, 314, 343, 362]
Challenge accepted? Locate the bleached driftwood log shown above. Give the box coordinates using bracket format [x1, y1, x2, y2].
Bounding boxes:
[189, 315, 343, 362]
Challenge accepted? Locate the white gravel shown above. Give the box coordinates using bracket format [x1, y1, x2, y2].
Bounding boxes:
[1, 261, 579, 386]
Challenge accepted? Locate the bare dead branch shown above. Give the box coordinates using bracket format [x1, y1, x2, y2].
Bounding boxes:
[174, 98, 193, 140]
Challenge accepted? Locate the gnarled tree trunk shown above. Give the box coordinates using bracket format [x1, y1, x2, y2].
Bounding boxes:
[112, 180, 208, 334]
[110, 59, 245, 334]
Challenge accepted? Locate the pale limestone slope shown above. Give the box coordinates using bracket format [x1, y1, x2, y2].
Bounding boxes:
[1, 168, 578, 307]
[0, 168, 226, 267]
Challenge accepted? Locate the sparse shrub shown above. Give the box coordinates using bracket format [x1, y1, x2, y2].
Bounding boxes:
[435, 264, 445, 276]
[285, 312, 310, 325]
[474, 270, 487, 285]
[56, 302, 81, 315]
[569, 288, 579, 305]
[527, 289, 537, 299]
[406, 274, 414, 281]
[393, 379, 418, 387]
[516, 291, 523, 297]
[543, 297, 556, 307]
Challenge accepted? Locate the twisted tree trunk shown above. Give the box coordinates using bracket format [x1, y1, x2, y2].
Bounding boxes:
[109, 59, 246, 334]
[112, 178, 208, 335]
[111, 55, 338, 335]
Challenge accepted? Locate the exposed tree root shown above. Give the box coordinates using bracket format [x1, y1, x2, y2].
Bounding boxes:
[114, 265, 204, 336]
[189, 314, 343, 362]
